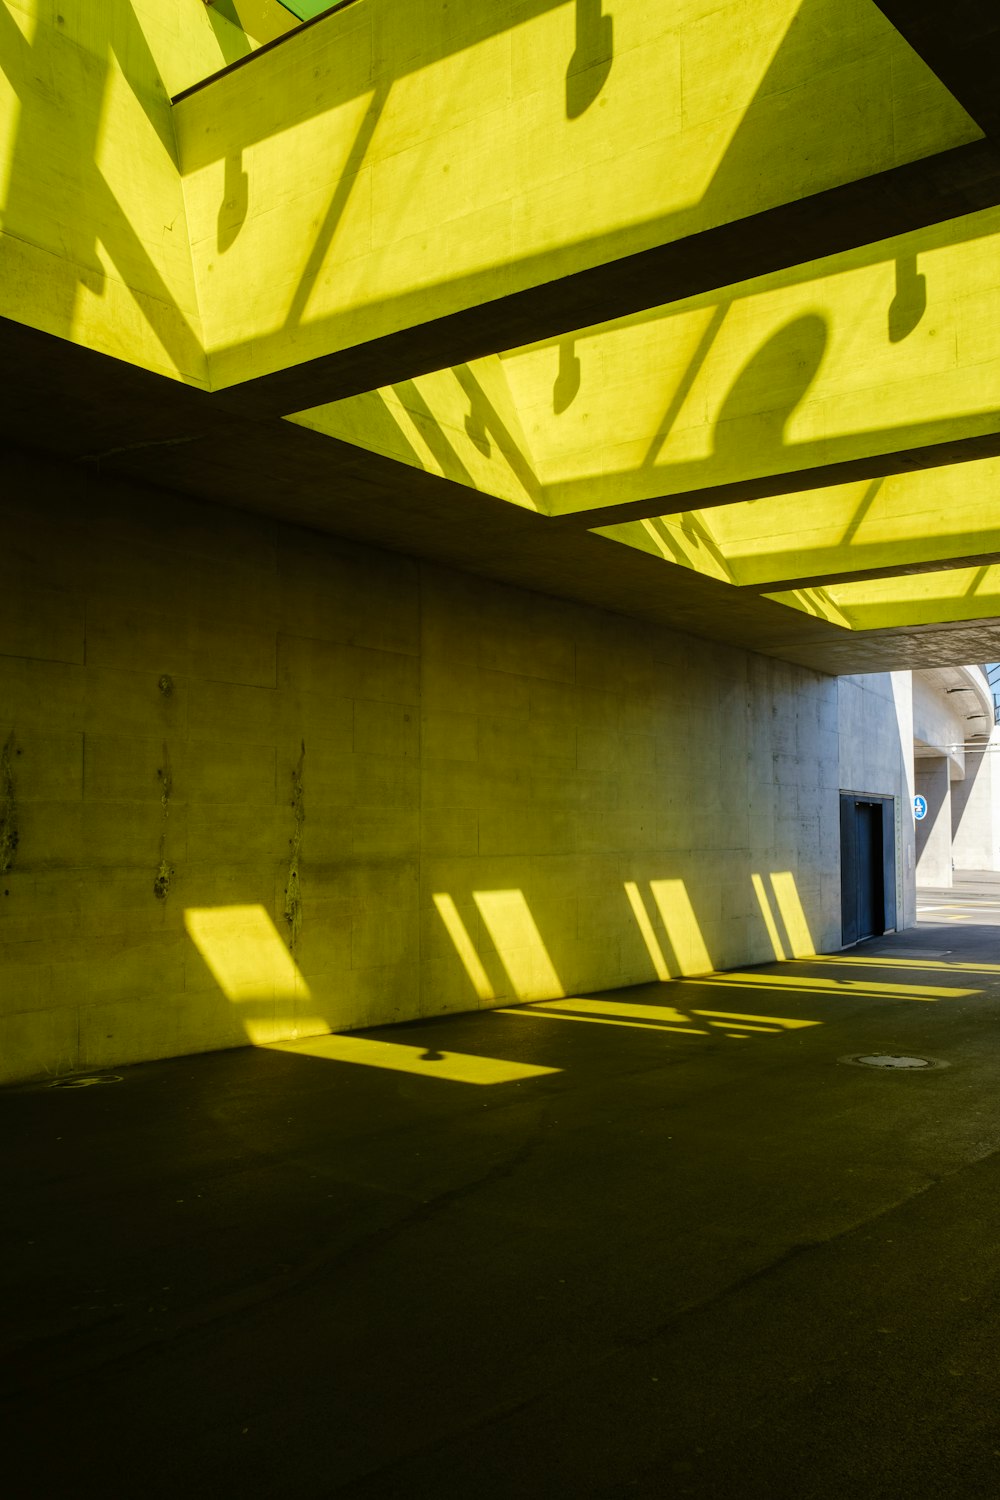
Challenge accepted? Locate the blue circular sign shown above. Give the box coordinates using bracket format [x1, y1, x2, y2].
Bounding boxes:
[913, 794, 928, 821]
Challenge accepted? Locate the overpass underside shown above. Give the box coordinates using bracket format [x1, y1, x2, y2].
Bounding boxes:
[3, 0, 1000, 1081]
[3, 0, 1000, 670]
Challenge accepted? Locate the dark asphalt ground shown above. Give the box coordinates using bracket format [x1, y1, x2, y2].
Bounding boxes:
[4, 882, 1000, 1497]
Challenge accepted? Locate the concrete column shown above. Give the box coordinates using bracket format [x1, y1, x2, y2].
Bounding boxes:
[952, 730, 1000, 872]
[915, 756, 952, 886]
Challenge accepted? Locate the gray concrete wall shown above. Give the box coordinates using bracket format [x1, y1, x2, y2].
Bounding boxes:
[915, 757, 952, 886]
[912, 674, 966, 779]
[0, 456, 909, 1083]
[837, 672, 915, 931]
[952, 728, 1000, 872]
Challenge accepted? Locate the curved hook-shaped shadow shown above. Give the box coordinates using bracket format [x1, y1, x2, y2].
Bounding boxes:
[218, 151, 249, 253]
[552, 336, 582, 413]
[566, 0, 613, 119]
[888, 252, 927, 344]
[713, 313, 828, 458]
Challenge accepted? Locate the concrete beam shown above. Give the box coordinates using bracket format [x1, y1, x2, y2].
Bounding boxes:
[7, 309, 1000, 677]
[175, 0, 986, 409]
[794, 566, 1000, 633]
[289, 191, 1000, 532]
[548, 428, 1000, 529]
[219, 140, 1000, 418]
[593, 463, 1000, 594]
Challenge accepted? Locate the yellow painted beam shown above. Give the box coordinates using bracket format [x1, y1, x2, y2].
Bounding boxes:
[292, 203, 1000, 541]
[3, 0, 1000, 660]
[595, 457, 1000, 592]
[173, 0, 981, 395]
[800, 563, 1000, 631]
[522, 209, 1000, 519]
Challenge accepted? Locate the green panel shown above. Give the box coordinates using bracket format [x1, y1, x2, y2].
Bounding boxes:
[277, 1, 340, 19]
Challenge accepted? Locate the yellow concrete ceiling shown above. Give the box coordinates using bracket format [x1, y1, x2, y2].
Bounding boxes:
[4, 0, 1000, 665]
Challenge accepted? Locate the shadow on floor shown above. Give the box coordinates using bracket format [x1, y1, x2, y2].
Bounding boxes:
[4, 910, 1000, 1497]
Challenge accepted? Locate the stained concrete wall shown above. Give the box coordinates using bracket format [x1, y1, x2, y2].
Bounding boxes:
[0, 453, 909, 1084]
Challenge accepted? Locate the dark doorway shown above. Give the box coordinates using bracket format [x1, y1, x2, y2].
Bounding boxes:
[840, 793, 896, 945]
[856, 801, 883, 939]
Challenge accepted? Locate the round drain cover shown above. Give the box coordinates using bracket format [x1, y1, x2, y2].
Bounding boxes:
[858, 1054, 930, 1069]
[840, 1053, 947, 1071]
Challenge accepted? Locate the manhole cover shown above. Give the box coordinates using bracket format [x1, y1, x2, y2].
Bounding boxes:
[48, 1074, 123, 1090]
[840, 1054, 947, 1071]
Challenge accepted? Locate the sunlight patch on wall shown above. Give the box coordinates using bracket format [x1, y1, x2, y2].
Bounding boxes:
[0, 62, 21, 221]
[769, 871, 815, 958]
[474, 889, 564, 1001]
[265, 1031, 559, 1085]
[87, 51, 197, 372]
[752, 872, 786, 960]
[648, 879, 713, 974]
[433, 893, 494, 1001]
[184, 903, 321, 1043]
[624, 880, 671, 980]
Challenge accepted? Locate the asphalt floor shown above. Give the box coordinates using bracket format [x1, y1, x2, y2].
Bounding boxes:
[4, 880, 1000, 1497]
